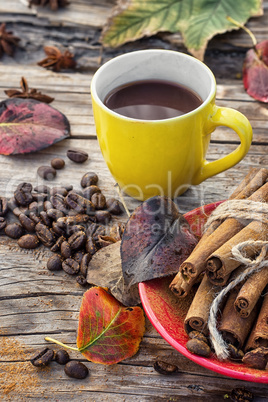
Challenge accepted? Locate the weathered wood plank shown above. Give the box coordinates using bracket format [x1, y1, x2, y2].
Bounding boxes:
[1, 2, 268, 401]
[1, 243, 268, 402]
[0, 138, 267, 213]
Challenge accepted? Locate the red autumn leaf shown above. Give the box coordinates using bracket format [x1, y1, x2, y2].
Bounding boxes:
[243, 40, 268, 103]
[0, 98, 70, 155]
[76, 286, 145, 365]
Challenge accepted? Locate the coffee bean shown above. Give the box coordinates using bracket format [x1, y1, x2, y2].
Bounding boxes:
[13, 206, 29, 217]
[35, 223, 56, 247]
[0, 196, 8, 217]
[29, 212, 42, 225]
[5, 223, 24, 239]
[47, 254, 62, 271]
[86, 223, 99, 237]
[85, 236, 98, 256]
[47, 208, 65, 221]
[80, 172, 98, 188]
[61, 241, 72, 259]
[31, 347, 54, 367]
[106, 198, 124, 215]
[82, 185, 101, 200]
[230, 388, 254, 402]
[153, 360, 179, 375]
[80, 253, 91, 277]
[92, 225, 106, 245]
[34, 185, 51, 194]
[227, 344, 244, 361]
[91, 193, 106, 210]
[0, 217, 7, 230]
[67, 149, 88, 163]
[186, 338, 211, 357]
[19, 213, 36, 233]
[50, 235, 65, 252]
[28, 201, 40, 214]
[188, 331, 209, 345]
[39, 211, 52, 227]
[76, 275, 88, 287]
[55, 216, 68, 229]
[65, 192, 94, 215]
[14, 182, 33, 206]
[66, 224, 85, 237]
[64, 360, 89, 379]
[55, 349, 70, 365]
[95, 210, 111, 224]
[18, 182, 32, 192]
[242, 347, 268, 370]
[37, 165, 57, 180]
[51, 187, 68, 197]
[32, 192, 48, 202]
[52, 221, 66, 237]
[7, 197, 18, 212]
[43, 200, 53, 211]
[66, 214, 90, 226]
[73, 250, 84, 264]
[18, 234, 39, 249]
[51, 158, 65, 170]
[50, 194, 69, 214]
[68, 231, 86, 251]
[62, 258, 80, 275]
[64, 184, 73, 192]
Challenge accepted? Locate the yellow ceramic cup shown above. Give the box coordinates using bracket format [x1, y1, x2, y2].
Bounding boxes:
[91, 50, 252, 200]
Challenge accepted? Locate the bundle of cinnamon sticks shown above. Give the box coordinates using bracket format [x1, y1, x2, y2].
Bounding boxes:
[170, 167, 268, 368]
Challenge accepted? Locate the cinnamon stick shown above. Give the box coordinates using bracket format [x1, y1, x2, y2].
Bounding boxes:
[219, 285, 259, 349]
[170, 180, 268, 295]
[229, 167, 268, 200]
[234, 267, 268, 318]
[228, 167, 261, 200]
[245, 293, 268, 351]
[184, 274, 220, 335]
[206, 220, 268, 286]
[169, 271, 201, 298]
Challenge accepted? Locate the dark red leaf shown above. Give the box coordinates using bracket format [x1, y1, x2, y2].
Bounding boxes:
[0, 98, 70, 155]
[243, 40, 268, 103]
[121, 196, 198, 288]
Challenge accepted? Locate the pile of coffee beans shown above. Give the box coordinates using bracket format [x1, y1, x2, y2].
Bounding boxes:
[30, 347, 89, 379]
[0, 163, 125, 286]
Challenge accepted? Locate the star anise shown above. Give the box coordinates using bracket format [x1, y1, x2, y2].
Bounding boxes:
[29, 0, 69, 11]
[5, 77, 54, 104]
[0, 23, 20, 58]
[37, 46, 76, 72]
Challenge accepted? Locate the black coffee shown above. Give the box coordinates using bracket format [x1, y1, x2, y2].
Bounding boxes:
[104, 80, 202, 120]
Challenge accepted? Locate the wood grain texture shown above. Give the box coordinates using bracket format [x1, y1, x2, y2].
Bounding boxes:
[0, 0, 268, 400]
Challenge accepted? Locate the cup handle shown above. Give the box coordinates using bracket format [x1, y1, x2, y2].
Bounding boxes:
[193, 105, 253, 185]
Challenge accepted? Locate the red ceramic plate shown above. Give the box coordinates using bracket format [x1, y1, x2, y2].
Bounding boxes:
[139, 201, 268, 383]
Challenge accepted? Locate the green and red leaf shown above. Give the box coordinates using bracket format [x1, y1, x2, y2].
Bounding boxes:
[77, 287, 145, 365]
[243, 40, 268, 103]
[0, 98, 70, 155]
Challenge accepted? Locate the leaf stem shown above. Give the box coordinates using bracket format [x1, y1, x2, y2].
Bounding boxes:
[45, 336, 79, 351]
[227, 16, 257, 47]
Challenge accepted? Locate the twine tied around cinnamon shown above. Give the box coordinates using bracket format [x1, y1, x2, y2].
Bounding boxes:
[208, 240, 268, 360]
[204, 199, 268, 231]
[205, 199, 268, 360]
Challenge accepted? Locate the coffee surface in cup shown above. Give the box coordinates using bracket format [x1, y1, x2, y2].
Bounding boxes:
[104, 80, 202, 120]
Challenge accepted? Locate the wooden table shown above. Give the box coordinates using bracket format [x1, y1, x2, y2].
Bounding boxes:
[0, 1, 268, 400]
